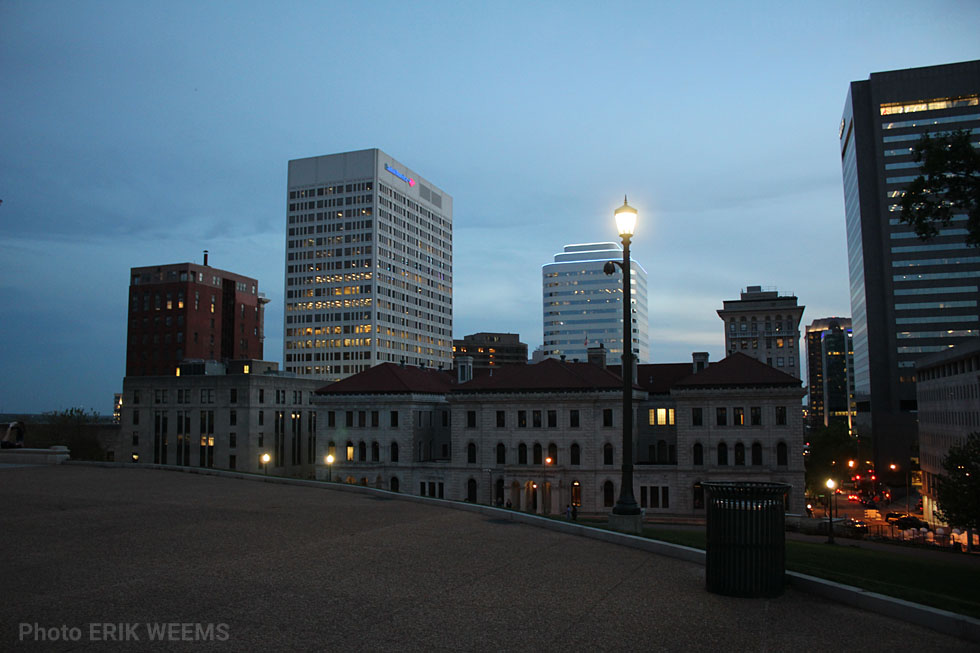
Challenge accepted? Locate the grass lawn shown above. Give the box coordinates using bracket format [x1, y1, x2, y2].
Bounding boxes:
[600, 522, 980, 619]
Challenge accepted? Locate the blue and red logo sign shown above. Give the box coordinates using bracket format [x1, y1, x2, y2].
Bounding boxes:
[385, 163, 415, 187]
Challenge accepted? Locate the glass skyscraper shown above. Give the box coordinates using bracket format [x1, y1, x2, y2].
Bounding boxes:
[542, 242, 649, 364]
[840, 60, 980, 470]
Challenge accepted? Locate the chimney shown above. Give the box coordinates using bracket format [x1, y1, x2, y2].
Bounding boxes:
[203, 250, 209, 266]
[457, 356, 473, 383]
[587, 343, 607, 369]
[692, 352, 709, 374]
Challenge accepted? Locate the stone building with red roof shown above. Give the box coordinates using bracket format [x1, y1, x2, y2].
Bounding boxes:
[313, 349, 806, 515]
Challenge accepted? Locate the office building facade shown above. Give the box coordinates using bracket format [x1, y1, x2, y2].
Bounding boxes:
[841, 60, 980, 469]
[915, 341, 980, 525]
[717, 286, 804, 379]
[284, 149, 452, 380]
[127, 259, 266, 376]
[542, 243, 649, 363]
[453, 332, 528, 368]
[805, 318, 855, 430]
[118, 360, 322, 476]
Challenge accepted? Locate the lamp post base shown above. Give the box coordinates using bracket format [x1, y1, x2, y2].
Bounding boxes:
[608, 511, 644, 534]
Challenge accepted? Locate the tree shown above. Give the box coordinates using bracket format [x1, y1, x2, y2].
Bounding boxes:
[28, 408, 109, 460]
[804, 420, 854, 497]
[899, 129, 980, 246]
[934, 432, 980, 534]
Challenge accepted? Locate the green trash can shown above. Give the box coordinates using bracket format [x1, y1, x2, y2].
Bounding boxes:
[702, 482, 790, 598]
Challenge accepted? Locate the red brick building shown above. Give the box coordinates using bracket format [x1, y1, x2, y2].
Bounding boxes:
[126, 259, 267, 376]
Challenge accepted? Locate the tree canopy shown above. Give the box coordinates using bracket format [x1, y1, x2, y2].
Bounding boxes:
[898, 129, 980, 246]
[934, 432, 980, 531]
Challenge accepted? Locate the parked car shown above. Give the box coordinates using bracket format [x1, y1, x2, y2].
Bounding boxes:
[884, 512, 907, 523]
[894, 516, 930, 531]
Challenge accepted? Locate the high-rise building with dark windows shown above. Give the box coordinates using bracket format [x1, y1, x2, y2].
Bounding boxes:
[840, 60, 980, 470]
[805, 318, 855, 430]
[284, 149, 453, 379]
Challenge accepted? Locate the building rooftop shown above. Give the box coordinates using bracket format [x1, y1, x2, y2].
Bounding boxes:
[672, 353, 801, 389]
[0, 465, 965, 649]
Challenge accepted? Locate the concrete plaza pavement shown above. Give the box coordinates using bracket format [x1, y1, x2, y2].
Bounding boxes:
[0, 465, 973, 651]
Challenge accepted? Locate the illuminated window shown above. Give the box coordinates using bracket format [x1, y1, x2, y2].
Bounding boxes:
[346, 441, 354, 462]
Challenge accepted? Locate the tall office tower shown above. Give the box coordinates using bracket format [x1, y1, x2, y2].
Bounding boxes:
[805, 318, 855, 430]
[453, 332, 528, 369]
[717, 286, 804, 379]
[284, 149, 453, 379]
[127, 257, 266, 376]
[841, 60, 980, 470]
[542, 242, 649, 364]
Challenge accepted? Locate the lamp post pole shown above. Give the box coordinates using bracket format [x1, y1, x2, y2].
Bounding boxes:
[826, 478, 836, 544]
[609, 197, 640, 520]
[326, 454, 335, 483]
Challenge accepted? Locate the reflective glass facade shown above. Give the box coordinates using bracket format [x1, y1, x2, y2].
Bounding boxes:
[542, 243, 649, 363]
[840, 60, 980, 469]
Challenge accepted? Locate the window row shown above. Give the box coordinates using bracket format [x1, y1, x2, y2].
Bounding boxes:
[691, 406, 788, 426]
[691, 441, 789, 466]
[465, 408, 609, 428]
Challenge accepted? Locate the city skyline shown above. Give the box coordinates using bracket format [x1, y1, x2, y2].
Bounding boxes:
[2, 2, 979, 414]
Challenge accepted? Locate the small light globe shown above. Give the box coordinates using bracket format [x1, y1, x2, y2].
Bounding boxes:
[326, 454, 335, 465]
[889, 463, 897, 471]
[545, 457, 553, 465]
[614, 196, 637, 238]
[826, 479, 836, 490]
[261, 453, 271, 464]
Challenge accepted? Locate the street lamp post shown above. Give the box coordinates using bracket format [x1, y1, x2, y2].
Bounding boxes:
[825, 478, 836, 544]
[890, 462, 911, 514]
[326, 453, 335, 482]
[261, 452, 271, 476]
[605, 197, 641, 532]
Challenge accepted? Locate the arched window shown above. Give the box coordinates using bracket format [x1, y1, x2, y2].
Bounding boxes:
[657, 440, 668, 463]
[466, 478, 477, 502]
[570, 443, 581, 465]
[717, 442, 728, 466]
[518, 443, 528, 465]
[734, 442, 745, 466]
[358, 441, 366, 462]
[371, 441, 380, 462]
[548, 442, 558, 464]
[571, 481, 582, 506]
[603, 443, 614, 465]
[346, 441, 354, 462]
[467, 442, 477, 464]
[777, 441, 788, 466]
[751, 442, 762, 466]
[327, 441, 336, 459]
[496, 442, 506, 465]
[495, 478, 504, 505]
[603, 480, 615, 507]
[693, 443, 703, 466]
[533, 443, 543, 465]
[390, 442, 399, 463]
[390, 476, 400, 493]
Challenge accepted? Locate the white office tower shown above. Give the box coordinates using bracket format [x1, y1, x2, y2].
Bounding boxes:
[542, 243, 649, 364]
[284, 149, 453, 379]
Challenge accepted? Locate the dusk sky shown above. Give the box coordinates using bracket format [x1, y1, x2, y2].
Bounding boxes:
[2, 1, 979, 415]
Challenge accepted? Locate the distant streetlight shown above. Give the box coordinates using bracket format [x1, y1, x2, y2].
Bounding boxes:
[890, 462, 911, 514]
[326, 453, 335, 483]
[604, 196, 641, 531]
[261, 452, 271, 476]
[825, 478, 837, 544]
